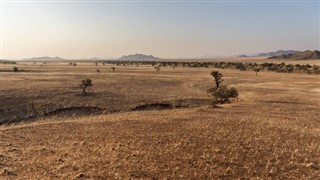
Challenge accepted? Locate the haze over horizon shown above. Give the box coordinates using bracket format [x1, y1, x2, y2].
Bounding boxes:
[1, 0, 319, 59]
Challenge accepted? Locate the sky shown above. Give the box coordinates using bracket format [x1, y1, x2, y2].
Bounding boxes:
[1, 0, 319, 59]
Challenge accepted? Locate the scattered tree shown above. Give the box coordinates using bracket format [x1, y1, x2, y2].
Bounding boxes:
[210, 71, 223, 87]
[96, 69, 100, 73]
[253, 67, 261, 76]
[80, 79, 92, 96]
[111, 67, 116, 72]
[13, 67, 18, 72]
[313, 65, 320, 74]
[208, 71, 239, 104]
[154, 66, 160, 72]
[286, 64, 294, 73]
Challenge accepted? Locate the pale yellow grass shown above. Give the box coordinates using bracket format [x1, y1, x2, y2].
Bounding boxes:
[0, 61, 320, 179]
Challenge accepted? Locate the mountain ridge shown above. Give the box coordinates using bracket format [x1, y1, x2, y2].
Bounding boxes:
[267, 50, 320, 60]
[24, 56, 65, 61]
[118, 54, 160, 61]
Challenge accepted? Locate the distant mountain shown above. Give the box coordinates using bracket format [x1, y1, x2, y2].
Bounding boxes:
[238, 50, 300, 57]
[238, 54, 249, 58]
[24, 56, 64, 61]
[268, 50, 320, 60]
[89, 57, 104, 60]
[78, 57, 105, 61]
[118, 54, 160, 61]
[258, 50, 300, 57]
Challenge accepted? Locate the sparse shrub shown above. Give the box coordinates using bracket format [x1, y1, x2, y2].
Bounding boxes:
[285, 64, 294, 73]
[13, 67, 18, 72]
[276, 68, 287, 73]
[208, 71, 239, 104]
[210, 71, 223, 88]
[235, 63, 246, 71]
[96, 69, 100, 73]
[208, 85, 239, 104]
[111, 67, 116, 72]
[154, 66, 160, 72]
[253, 67, 261, 76]
[312, 65, 320, 74]
[80, 79, 92, 96]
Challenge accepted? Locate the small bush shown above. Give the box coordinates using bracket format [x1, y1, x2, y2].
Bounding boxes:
[208, 71, 239, 104]
[154, 66, 160, 72]
[80, 79, 92, 96]
[253, 67, 261, 76]
[208, 85, 239, 104]
[13, 67, 18, 72]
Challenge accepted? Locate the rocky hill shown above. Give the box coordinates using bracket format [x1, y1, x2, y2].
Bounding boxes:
[268, 50, 320, 60]
[119, 54, 160, 61]
[238, 50, 300, 58]
[24, 56, 65, 61]
[258, 50, 300, 57]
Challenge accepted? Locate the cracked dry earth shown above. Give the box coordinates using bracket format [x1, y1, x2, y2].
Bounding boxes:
[1, 62, 320, 179]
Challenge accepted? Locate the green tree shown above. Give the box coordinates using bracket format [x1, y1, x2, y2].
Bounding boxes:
[208, 85, 239, 104]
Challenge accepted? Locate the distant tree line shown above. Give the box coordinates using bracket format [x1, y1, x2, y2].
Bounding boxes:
[98, 60, 320, 75]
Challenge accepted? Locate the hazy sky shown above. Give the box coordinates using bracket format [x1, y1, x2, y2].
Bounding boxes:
[1, 0, 319, 59]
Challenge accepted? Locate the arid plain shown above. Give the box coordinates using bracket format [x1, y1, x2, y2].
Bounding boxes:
[1, 59, 320, 179]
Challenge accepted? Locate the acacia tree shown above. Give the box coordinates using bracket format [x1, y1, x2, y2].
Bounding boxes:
[208, 71, 239, 104]
[253, 67, 261, 76]
[80, 79, 92, 96]
[210, 71, 223, 87]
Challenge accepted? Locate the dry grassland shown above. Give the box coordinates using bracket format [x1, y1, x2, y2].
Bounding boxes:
[0, 61, 320, 179]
